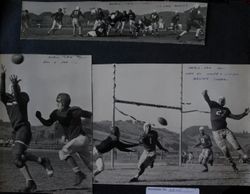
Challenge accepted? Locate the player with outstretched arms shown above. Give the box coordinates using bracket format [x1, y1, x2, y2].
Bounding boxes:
[202, 89, 250, 172]
[93, 126, 139, 181]
[0, 64, 53, 192]
[47, 8, 64, 35]
[194, 126, 213, 172]
[129, 123, 168, 182]
[35, 93, 92, 186]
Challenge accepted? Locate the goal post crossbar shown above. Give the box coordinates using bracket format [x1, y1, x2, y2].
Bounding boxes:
[115, 99, 182, 111]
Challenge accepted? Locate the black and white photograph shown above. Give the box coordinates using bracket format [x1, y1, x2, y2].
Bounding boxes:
[92, 63, 250, 185]
[0, 54, 93, 193]
[21, 1, 207, 45]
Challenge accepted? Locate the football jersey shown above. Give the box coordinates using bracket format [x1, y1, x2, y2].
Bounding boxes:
[128, 11, 136, 20]
[53, 12, 64, 22]
[71, 10, 83, 19]
[49, 106, 91, 140]
[199, 134, 212, 148]
[151, 13, 159, 22]
[208, 101, 231, 131]
[140, 130, 159, 152]
[1, 73, 30, 131]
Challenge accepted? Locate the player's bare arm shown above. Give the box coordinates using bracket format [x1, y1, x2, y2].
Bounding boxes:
[35, 111, 55, 126]
[193, 142, 201, 148]
[156, 140, 168, 152]
[228, 108, 250, 120]
[9, 74, 21, 98]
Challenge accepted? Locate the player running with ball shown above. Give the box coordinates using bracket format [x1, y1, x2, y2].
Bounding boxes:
[36, 93, 92, 186]
[202, 90, 250, 173]
[194, 126, 213, 172]
[0, 64, 53, 192]
[129, 123, 168, 182]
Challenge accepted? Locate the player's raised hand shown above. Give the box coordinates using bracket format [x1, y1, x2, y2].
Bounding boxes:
[9, 74, 21, 85]
[0, 64, 6, 74]
[202, 90, 207, 96]
[244, 108, 250, 115]
[35, 111, 42, 119]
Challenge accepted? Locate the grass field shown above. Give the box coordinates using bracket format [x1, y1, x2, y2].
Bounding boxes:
[0, 148, 92, 194]
[20, 27, 204, 45]
[94, 160, 250, 186]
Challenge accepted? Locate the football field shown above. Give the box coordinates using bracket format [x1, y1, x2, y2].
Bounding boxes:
[94, 161, 250, 185]
[20, 27, 204, 45]
[0, 148, 92, 194]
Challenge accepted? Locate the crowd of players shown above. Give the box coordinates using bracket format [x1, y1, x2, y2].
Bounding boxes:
[22, 4, 205, 41]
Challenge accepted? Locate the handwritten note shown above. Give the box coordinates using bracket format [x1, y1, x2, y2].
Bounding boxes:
[146, 187, 199, 194]
[184, 65, 241, 81]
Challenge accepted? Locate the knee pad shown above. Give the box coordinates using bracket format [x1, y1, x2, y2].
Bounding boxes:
[14, 158, 25, 168]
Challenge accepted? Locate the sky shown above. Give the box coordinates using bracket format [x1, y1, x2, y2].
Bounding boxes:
[0, 54, 92, 126]
[23, 1, 207, 15]
[93, 64, 250, 133]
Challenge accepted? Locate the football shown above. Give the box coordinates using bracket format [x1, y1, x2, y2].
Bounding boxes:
[158, 117, 168, 126]
[11, 54, 24, 65]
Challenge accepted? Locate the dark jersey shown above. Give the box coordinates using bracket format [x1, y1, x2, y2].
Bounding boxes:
[121, 12, 128, 22]
[49, 106, 92, 140]
[96, 10, 105, 20]
[151, 13, 159, 22]
[71, 10, 83, 19]
[204, 93, 231, 131]
[172, 14, 180, 24]
[199, 134, 212, 148]
[142, 17, 152, 27]
[96, 135, 137, 154]
[22, 11, 30, 21]
[95, 22, 107, 36]
[1, 73, 30, 131]
[52, 12, 64, 22]
[128, 11, 136, 20]
[140, 130, 164, 152]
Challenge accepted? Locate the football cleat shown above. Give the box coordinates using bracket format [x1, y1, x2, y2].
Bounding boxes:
[73, 171, 86, 186]
[202, 168, 208, 172]
[129, 177, 139, 182]
[41, 157, 54, 177]
[232, 163, 239, 174]
[19, 180, 37, 193]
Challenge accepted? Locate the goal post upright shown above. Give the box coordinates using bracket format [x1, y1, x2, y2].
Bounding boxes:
[111, 64, 116, 169]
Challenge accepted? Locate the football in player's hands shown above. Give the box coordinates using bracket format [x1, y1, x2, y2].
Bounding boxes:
[35, 111, 42, 118]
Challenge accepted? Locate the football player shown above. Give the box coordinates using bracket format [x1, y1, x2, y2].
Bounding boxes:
[35, 93, 92, 186]
[177, 4, 204, 41]
[129, 123, 168, 182]
[202, 90, 250, 173]
[194, 126, 213, 172]
[70, 6, 84, 36]
[128, 9, 136, 34]
[87, 19, 108, 37]
[0, 64, 53, 192]
[150, 10, 160, 36]
[168, 11, 182, 32]
[92, 8, 105, 30]
[47, 8, 64, 35]
[93, 126, 139, 180]
[21, 10, 30, 34]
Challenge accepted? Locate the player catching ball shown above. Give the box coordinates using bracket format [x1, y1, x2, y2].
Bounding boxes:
[0, 64, 53, 192]
[193, 126, 213, 172]
[202, 90, 250, 173]
[35, 93, 92, 186]
[93, 126, 139, 181]
[129, 123, 169, 182]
